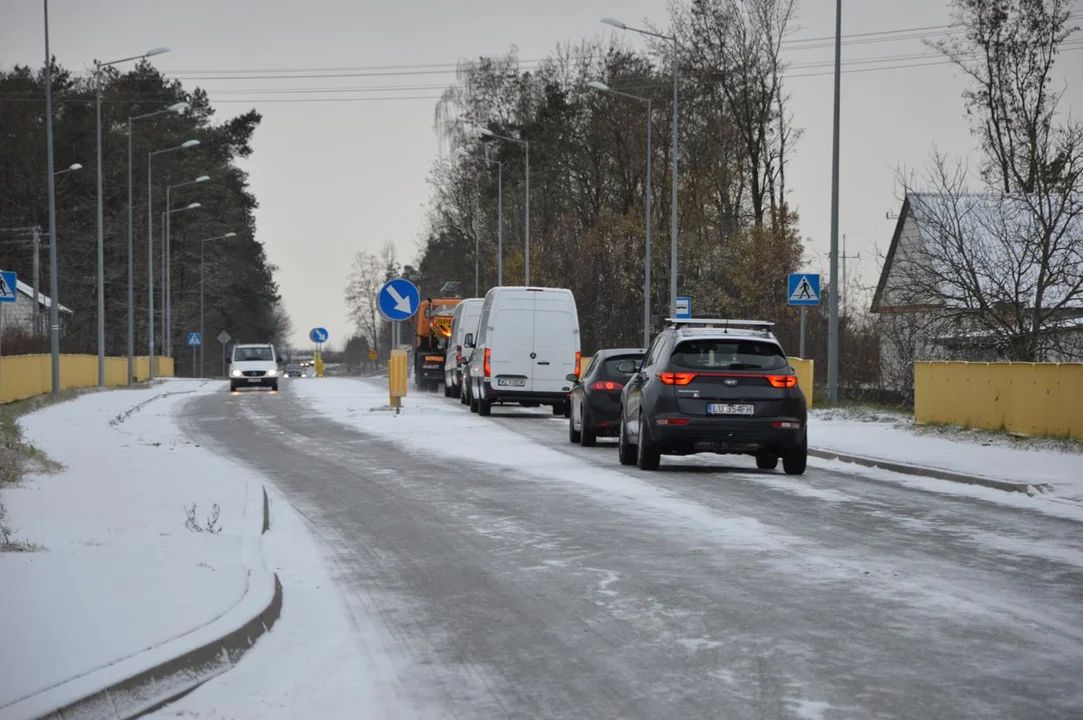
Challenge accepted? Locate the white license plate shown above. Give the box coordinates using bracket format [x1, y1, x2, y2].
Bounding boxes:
[247, 378, 262, 383]
[708, 403, 754, 415]
[496, 378, 526, 387]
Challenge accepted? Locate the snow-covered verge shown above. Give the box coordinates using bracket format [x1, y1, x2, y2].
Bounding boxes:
[0, 381, 264, 717]
[807, 407, 1083, 503]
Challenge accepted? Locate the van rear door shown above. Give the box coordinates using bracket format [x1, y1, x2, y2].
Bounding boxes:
[489, 292, 536, 392]
[532, 292, 578, 393]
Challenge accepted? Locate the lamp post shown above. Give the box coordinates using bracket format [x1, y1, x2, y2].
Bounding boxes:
[475, 128, 530, 285]
[42, 0, 60, 394]
[198, 232, 237, 377]
[588, 80, 653, 347]
[160, 202, 201, 372]
[601, 17, 679, 318]
[54, 163, 83, 176]
[147, 140, 199, 379]
[484, 148, 504, 286]
[127, 102, 189, 384]
[827, 0, 842, 403]
[94, 46, 169, 388]
[164, 175, 209, 357]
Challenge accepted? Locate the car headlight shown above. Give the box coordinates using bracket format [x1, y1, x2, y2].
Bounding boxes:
[266, 369, 278, 377]
[231, 369, 242, 377]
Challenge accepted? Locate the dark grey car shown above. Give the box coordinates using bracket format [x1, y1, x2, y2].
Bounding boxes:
[617, 319, 807, 474]
[567, 348, 645, 447]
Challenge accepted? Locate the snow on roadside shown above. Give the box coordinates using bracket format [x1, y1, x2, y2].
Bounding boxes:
[807, 407, 1083, 502]
[0, 381, 260, 713]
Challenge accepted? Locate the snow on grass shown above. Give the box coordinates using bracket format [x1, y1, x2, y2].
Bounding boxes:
[0, 380, 262, 712]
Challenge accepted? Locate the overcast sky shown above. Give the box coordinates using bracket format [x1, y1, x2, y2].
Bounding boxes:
[2, 0, 1080, 349]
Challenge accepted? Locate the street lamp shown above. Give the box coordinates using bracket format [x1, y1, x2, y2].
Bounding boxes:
[198, 232, 237, 377]
[160, 199, 201, 356]
[94, 45, 171, 388]
[589, 80, 653, 347]
[127, 101, 189, 384]
[484, 149, 504, 286]
[601, 17, 680, 318]
[54, 163, 83, 176]
[164, 175, 209, 356]
[147, 139, 200, 379]
[473, 126, 530, 285]
[42, 0, 60, 394]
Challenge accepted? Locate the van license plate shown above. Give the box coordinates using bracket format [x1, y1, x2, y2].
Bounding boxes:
[497, 378, 526, 387]
[708, 403, 754, 415]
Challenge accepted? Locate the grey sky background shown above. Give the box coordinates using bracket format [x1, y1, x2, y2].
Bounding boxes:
[2, 0, 1080, 349]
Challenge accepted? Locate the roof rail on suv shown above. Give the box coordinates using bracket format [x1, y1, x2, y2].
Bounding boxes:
[663, 318, 776, 336]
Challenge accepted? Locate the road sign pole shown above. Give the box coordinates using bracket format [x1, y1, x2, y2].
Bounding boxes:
[191, 344, 195, 378]
[800, 306, 807, 359]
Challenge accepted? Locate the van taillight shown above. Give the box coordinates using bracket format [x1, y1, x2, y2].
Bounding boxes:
[484, 348, 491, 378]
[657, 372, 696, 385]
[575, 351, 581, 378]
[766, 375, 799, 388]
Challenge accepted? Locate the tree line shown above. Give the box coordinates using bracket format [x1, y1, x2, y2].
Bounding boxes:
[0, 60, 288, 377]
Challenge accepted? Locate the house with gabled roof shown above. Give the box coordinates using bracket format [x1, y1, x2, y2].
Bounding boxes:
[871, 191, 1083, 392]
[0, 277, 73, 337]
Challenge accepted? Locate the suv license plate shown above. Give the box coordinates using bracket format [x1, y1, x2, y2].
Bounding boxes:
[708, 403, 754, 415]
[497, 378, 526, 387]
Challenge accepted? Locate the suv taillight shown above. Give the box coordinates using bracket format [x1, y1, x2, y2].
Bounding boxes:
[766, 375, 798, 388]
[657, 372, 696, 385]
[484, 348, 492, 378]
[591, 380, 623, 392]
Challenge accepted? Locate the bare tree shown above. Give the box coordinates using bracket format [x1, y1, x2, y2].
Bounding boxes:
[344, 251, 385, 358]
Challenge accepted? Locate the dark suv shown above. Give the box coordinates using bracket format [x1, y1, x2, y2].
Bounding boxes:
[617, 319, 807, 474]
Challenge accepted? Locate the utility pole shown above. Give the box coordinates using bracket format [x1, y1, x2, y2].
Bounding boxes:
[827, 0, 842, 404]
[840, 234, 860, 318]
[32, 228, 41, 337]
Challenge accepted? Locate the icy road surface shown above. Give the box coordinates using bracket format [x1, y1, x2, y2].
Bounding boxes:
[172, 378, 1083, 719]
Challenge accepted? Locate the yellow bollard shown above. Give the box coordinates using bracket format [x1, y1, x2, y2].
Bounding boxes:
[389, 349, 408, 411]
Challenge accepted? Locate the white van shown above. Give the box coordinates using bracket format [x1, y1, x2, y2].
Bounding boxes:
[444, 298, 484, 398]
[229, 343, 280, 391]
[464, 287, 581, 417]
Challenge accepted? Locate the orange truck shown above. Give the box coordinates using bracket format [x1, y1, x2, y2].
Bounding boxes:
[409, 298, 463, 391]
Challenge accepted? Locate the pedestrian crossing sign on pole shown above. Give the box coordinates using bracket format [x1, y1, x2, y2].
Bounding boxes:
[0, 271, 17, 303]
[787, 273, 820, 306]
[187, 332, 202, 347]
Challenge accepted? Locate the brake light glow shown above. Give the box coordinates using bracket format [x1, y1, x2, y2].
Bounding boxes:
[766, 375, 799, 388]
[657, 372, 697, 385]
[484, 348, 492, 378]
[772, 421, 802, 429]
[574, 351, 581, 379]
[591, 380, 623, 392]
[656, 417, 691, 426]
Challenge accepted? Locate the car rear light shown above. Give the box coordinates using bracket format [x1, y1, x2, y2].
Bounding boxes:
[574, 351, 581, 379]
[484, 348, 491, 378]
[772, 421, 802, 429]
[591, 380, 624, 391]
[456, 355, 463, 362]
[766, 375, 799, 388]
[657, 372, 697, 385]
[425, 355, 443, 362]
[656, 417, 691, 426]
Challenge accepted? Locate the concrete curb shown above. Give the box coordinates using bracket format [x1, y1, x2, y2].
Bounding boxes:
[0, 489, 280, 720]
[808, 448, 1032, 494]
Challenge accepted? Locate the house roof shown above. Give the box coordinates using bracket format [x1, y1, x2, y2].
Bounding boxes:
[15, 278, 73, 314]
[872, 191, 1083, 314]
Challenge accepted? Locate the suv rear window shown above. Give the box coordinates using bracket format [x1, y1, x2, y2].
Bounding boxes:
[671, 339, 786, 371]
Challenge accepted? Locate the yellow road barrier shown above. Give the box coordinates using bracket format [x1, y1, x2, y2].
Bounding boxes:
[0, 354, 175, 404]
[389, 349, 408, 410]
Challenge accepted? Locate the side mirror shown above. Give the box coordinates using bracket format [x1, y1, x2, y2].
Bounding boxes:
[463, 333, 474, 348]
[565, 373, 579, 383]
[616, 359, 638, 374]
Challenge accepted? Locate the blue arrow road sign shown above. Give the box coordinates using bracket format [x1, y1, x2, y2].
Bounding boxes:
[0, 271, 17, 303]
[309, 327, 329, 344]
[788, 273, 821, 306]
[187, 332, 202, 346]
[377, 277, 421, 322]
[675, 297, 692, 319]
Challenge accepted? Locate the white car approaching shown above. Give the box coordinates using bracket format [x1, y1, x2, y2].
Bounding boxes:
[229, 343, 280, 391]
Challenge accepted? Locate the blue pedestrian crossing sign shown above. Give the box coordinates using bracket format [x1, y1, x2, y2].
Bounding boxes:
[787, 273, 821, 306]
[377, 277, 421, 322]
[0, 270, 17, 303]
[187, 332, 202, 347]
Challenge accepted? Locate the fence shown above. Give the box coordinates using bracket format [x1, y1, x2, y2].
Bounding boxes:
[0, 354, 175, 404]
[914, 361, 1083, 441]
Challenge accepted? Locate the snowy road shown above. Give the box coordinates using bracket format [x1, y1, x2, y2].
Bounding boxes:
[175, 379, 1083, 719]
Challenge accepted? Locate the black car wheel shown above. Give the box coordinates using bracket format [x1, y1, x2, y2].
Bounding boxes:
[618, 412, 636, 466]
[636, 414, 661, 471]
[756, 453, 779, 470]
[579, 406, 597, 447]
[552, 402, 565, 417]
[478, 397, 492, 416]
[783, 435, 807, 476]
